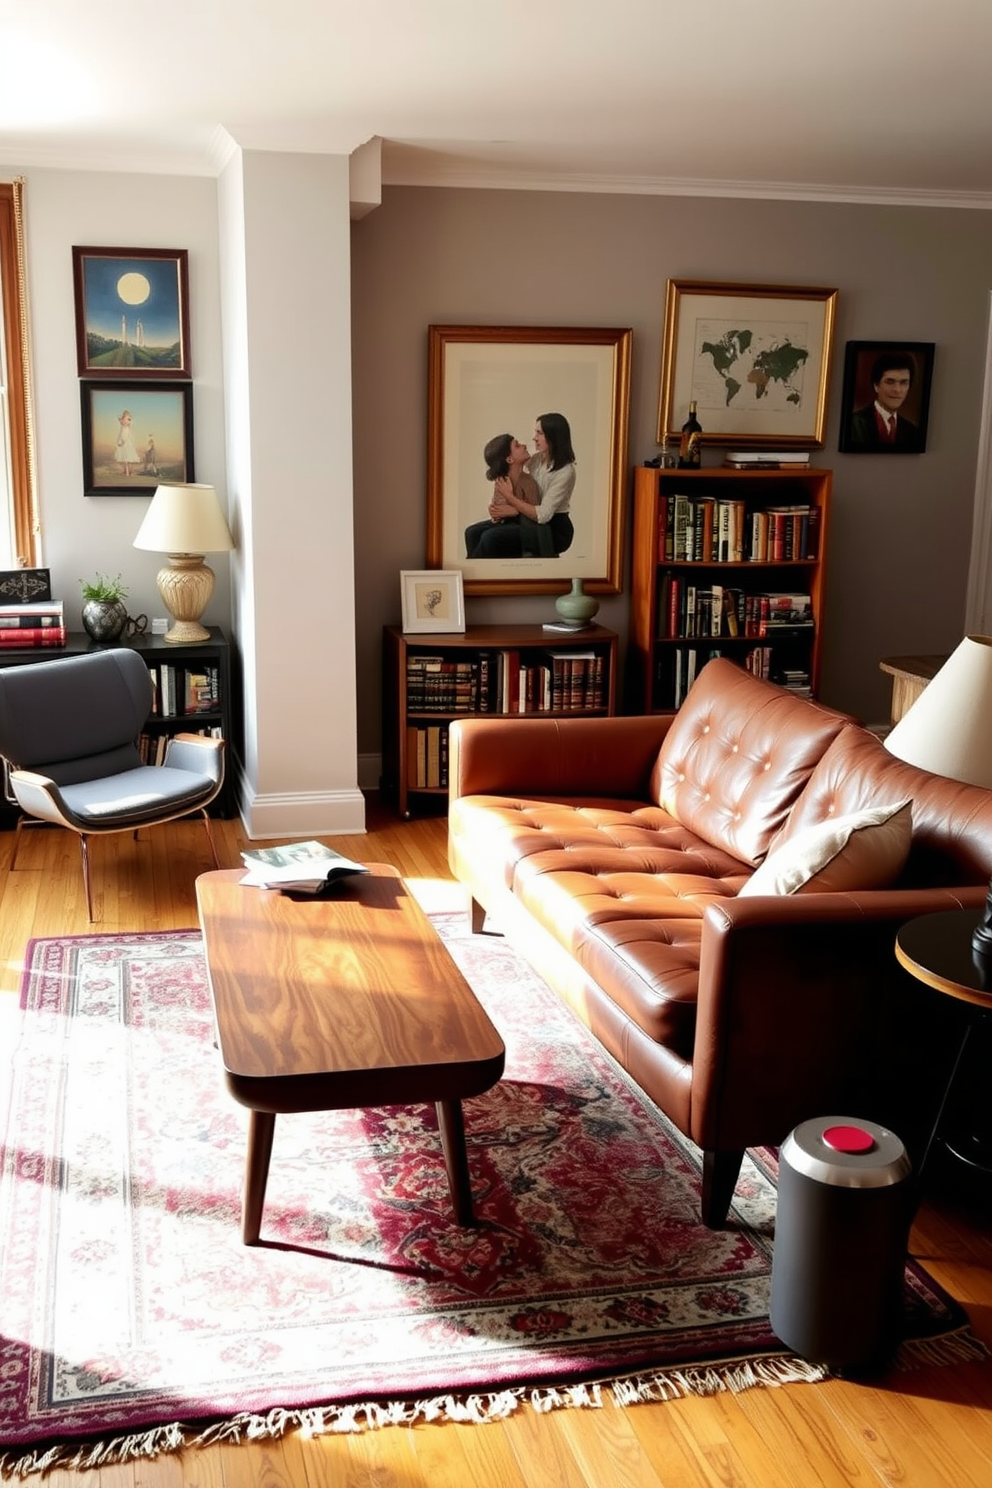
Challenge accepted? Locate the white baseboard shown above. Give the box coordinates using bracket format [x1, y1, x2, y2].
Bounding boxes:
[237, 788, 367, 840]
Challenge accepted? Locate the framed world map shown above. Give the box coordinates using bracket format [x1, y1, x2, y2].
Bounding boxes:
[657, 280, 837, 449]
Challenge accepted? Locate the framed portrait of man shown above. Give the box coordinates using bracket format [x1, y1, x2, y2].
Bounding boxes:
[838, 341, 934, 454]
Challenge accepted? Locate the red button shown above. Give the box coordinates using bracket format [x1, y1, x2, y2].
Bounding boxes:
[822, 1124, 875, 1154]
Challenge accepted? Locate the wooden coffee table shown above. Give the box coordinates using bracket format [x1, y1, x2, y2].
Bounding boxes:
[195, 865, 505, 1243]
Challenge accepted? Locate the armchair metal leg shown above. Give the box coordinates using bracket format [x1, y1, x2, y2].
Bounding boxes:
[10, 815, 25, 870]
[200, 809, 221, 869]
[79, 834, 95, 922]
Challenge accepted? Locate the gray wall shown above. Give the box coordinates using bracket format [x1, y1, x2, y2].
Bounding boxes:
[352, 186, 992, 754]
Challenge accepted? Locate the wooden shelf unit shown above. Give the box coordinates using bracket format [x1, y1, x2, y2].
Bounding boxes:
[627, 465, 831, 714]
[382, 622, 618, 817]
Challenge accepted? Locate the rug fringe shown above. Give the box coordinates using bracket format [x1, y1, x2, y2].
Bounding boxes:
[0, 1422, 187, 1479]
[894, 1327, 990, 1370]
[609, 1353, 829, 1406]
[0, 1331, 986, 1477]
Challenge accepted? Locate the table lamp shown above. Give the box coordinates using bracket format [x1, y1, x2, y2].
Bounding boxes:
[883, 635, 992, 960]
[133, 482, 234, 644]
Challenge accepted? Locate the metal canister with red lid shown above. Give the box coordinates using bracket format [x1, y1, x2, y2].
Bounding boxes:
[769, 1115, 913, 1372]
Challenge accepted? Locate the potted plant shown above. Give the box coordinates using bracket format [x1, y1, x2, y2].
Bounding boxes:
[80, 572, 129, 642]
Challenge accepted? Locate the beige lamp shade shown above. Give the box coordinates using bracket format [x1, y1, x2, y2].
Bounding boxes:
[884, 635, 992, 790]
[133, 482, 234, 556]
[133, 483, 234, 645]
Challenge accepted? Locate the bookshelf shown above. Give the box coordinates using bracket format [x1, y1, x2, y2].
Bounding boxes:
[627, 465, 831, 713]
[0, 627, 234, 818]
[382, 622, 618, 818]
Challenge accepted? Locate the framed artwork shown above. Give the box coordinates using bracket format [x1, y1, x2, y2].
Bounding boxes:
[837, 340, 934, 454]
[426, 325, 632, 596]
[400, 569, 466, 633]
[0, 567, 51, 603]
[80, 381, 194, 497]
[72, 247, 191, 378]
[657, 280, 837, 449]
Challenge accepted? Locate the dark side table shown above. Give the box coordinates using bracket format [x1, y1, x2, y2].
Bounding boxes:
[895, 908, 992, 1183]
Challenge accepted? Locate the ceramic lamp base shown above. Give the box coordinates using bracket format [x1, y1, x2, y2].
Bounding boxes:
[157, 555, 215, 644]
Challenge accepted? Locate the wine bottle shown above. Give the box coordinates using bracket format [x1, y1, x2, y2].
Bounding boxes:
[678, 400, 702, 469]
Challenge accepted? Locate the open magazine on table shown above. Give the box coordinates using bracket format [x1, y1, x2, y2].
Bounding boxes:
[240, 839, 369, 894]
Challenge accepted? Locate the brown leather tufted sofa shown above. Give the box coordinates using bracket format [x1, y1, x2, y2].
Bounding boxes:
[447, 657, 992, 1226]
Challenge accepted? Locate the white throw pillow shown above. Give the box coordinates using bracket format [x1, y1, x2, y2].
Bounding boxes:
[738, 800, 913, 897]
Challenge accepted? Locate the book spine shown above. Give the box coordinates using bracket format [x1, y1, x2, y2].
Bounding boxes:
[406, 726, 421, 788]
[426, 724, 441, 788]
[0, 626, 66, 646]
[710, 584, 723, 638]
[0, 613, 64, 628]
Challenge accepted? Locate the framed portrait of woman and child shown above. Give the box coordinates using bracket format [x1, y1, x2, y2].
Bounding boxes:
[426, 325, 632, 597]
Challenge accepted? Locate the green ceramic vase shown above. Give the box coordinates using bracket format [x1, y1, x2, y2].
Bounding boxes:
[554, 577, 599, 626]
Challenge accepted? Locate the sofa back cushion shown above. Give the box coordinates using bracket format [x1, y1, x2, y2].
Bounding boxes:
[650, 658, 853, 867]
[738, 799, 913, 895]
[770, 723, 992, 886]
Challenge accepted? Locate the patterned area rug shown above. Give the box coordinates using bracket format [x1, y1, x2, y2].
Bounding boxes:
[0, 916, 985, 1472]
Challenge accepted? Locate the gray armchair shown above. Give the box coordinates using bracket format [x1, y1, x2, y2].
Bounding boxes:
[0, 648, 225, 920]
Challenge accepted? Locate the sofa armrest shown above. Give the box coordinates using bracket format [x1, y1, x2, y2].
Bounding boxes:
[689, 884, 988, 1152]
[448, 713, 677, 803]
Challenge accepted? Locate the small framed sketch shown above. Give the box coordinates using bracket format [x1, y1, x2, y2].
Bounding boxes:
[400, 569, 465, 634]
[80, 380, 194, 496]
[837, 341, 934, 454]
[72, 246, 191, 378]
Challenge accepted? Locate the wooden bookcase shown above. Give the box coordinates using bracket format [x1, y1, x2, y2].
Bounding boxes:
[382, 622, 618, 817]
[627, 465, 831, 714]
[0, 627, 235, 818]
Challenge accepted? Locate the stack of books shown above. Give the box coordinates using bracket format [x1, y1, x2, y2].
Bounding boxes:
[723, 451, 811, 470]
[0, 598, 67, 648]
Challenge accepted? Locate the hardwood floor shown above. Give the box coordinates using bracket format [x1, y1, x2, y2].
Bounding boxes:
[3, 798, 992, 1487]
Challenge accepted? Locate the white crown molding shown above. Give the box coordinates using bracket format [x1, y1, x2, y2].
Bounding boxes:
[0, 141, 219, 177]
[380, 160, 992, 212]
[207, 125, 240, 175]
[4, 133, 992, 212]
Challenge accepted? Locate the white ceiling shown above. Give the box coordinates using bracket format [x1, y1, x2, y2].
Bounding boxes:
[2, 0, 992, 207]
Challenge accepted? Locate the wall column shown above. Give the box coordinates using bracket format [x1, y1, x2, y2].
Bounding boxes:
[218, 146, 363, 837]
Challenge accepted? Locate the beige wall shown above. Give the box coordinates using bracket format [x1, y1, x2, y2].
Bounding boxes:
[352, 186, 992, 755]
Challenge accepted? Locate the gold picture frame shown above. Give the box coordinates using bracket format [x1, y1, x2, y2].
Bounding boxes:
[657, 280, 837, 449]
[426, 325, 632, 596]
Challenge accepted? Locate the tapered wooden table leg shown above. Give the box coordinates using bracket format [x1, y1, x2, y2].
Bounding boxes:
[436, 1098, 475, 1226]
[242, 1110, 276, 1245]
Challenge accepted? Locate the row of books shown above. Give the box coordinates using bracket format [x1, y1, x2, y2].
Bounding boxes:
[406, 722, 450, 789]
[406, 656, 481, 713]
[138, 723, 223, 765]
[407, 649, 607, 715]
[657, 495, 820, 564]
[0, 598, 66, 648]
[149, 663, 221, 718]
[656, 647, 811, 708]
[657, 577, 813, 640]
